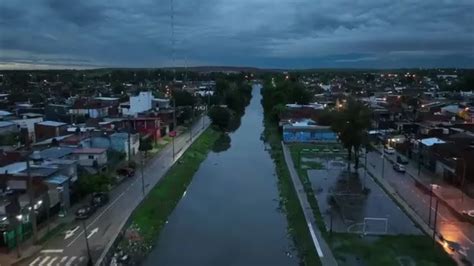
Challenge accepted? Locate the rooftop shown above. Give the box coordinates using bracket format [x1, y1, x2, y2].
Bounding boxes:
[37, 121, 67, 127]
[39, 146, 75, 160]
[73, 148, 107, 154]
[0, 121, 15, 128]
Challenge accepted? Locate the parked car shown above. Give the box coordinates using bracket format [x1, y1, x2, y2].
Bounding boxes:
[396, 155, 409, 165]
[384, 146, 395, 154]
[75, 205, 96, 220]
[116, 167, 135, 178]
[90, 192, 109, 208]
[393, 163, 406, 173]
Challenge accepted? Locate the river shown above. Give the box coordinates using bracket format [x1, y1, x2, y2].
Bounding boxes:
[143, 84, 297, 266]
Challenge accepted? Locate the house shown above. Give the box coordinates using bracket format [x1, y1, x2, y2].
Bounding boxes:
[110, 132, 140, 160]
[0, 121, 18, 135]
[11, 113, 44, 143]
[73, 148, 107, 168]
[127, 117, 162, 140]
[34, 121, 68, 142]
[283, 119, 338, 143]
[120, 91, 153, 116]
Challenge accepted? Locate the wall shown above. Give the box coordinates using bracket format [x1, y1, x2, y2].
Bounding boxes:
[12, 117, 43, 142]
[123, 91, 153, 116]
[76, 153, 107, 167]
[283, 128, 338, 143]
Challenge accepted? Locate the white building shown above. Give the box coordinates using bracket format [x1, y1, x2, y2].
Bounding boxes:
[73, 148, 108, 167]
[11, 113, 44, 142]
[120, 91, 153, 116]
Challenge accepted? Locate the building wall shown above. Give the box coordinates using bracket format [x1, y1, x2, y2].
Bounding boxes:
[34, 124, 67, 141]
[0, 124, 18, 135]
[75, 153, 107, 167]
[123, 91, 153, 116]
[12, 117, 43, 142]
[283, 128, 338, 143]
[110, 133, 140, 159]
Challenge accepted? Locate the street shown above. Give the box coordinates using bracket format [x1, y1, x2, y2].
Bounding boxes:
[366, 151, 474, 262]
[23, 117, 210, 266]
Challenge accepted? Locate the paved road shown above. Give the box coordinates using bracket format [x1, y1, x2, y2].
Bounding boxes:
[366, 151, 474, 262]
[281, 142, 338, 266]
[23, 117, 210, 266]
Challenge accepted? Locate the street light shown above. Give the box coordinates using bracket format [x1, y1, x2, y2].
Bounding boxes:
[453, 157, 466, 203]
[27, 151, 42, 243]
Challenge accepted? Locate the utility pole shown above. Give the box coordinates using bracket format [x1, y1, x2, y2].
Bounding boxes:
[363, 148, 368, 189]
[140, 152, 145, 198]
[127, 120, 132, 163]
[432, 199, 439, 247]
[82, 220, 93, 266]
[26, 153, 38, 243]
[172, 98, 176, 159]
[428, 184, 433, 226]
[381, 150, 385, 179]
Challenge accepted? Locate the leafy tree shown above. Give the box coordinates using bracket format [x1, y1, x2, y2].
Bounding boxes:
[331, 99, 371, 170]
[172, 90, 196, 107]
[209, 106, 232, 130]
[139, 136, 153, 156]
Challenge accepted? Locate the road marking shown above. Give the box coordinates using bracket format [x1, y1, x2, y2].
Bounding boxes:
[65, 256, 77, 266]
[87, 227, 99, 239]
[40, 249, 63, 253]
[29, 257, 41, 265]
[38, 256, 50, 266]
[60, 256, 69, 263]
[46, 257, 57, 266]
[64, 226, 80, 240]
[67, 189, 127, 247]
[307, 222, 324, 257]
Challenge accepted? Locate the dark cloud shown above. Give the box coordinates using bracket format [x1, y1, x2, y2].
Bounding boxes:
[0, 0, 473, 69]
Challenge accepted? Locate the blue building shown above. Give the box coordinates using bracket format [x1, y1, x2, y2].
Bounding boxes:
[283, 119, 338, 143]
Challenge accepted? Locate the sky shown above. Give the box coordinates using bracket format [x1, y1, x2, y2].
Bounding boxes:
[0, 0, 473, 69]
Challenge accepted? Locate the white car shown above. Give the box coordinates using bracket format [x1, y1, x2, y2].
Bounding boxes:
[384, 146, 395, 154]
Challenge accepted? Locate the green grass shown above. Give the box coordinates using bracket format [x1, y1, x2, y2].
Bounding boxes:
[329, 234, 456, 266]
[128, 128, 221, 244]
[288, 144, 329, 235]
[263, 121, 322, 266]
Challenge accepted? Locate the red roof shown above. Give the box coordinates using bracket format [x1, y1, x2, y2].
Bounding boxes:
[73, 148, 107, 154]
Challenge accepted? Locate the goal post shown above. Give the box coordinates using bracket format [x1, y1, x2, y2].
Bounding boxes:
[363, 217, 388, 235]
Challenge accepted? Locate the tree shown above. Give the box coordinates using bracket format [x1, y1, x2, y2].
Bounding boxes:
[139, 136, 153, 156]
[209, 106, 232, 130]
[331, 99, 371, 170]
[172, 90, 196, 107]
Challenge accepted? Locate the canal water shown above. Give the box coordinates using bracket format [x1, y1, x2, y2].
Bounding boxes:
[143, 84, 297, 266]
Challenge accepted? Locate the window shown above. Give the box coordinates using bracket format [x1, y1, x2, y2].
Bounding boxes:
[88, 155, 94, 159]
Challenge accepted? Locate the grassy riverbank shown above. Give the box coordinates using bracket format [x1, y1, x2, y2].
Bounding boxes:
[121, 128, 221, 251]
[263, 121, 322, 266]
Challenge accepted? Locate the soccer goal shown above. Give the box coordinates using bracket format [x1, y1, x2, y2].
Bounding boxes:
[362, 217, 388, 235]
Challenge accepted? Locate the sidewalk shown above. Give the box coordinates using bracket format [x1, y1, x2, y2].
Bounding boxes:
[374, 145, 474, 223]
[281, 142, 338, 266]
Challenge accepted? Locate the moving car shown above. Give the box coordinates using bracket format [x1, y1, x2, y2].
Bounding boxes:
[90, 192, 109, 208]
[393, 163, 406, 173]
[75, 205, 96, 220]
[384, 146, 395, 154]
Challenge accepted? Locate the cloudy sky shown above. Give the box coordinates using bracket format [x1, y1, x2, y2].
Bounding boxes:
[0, 0, 473, 69]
